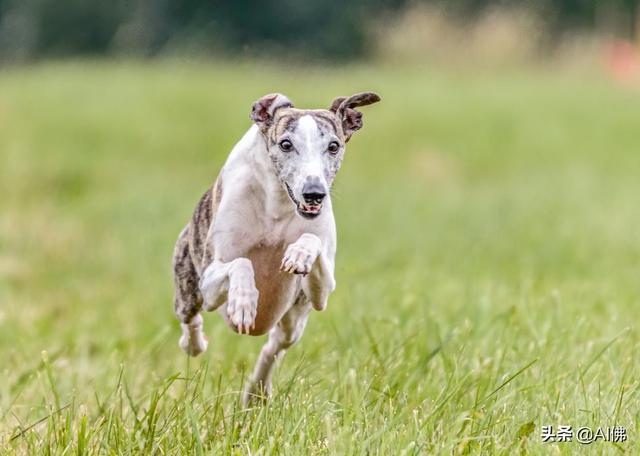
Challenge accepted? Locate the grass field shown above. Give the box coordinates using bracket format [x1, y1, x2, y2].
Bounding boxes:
[1, 60, 640, 454]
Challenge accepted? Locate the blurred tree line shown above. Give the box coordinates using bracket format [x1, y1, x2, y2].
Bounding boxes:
[0, 0, 638, 62]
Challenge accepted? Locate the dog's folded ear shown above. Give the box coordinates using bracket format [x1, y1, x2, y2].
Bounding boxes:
[251, 93, 293, 129]
[330, 92, 381, 141]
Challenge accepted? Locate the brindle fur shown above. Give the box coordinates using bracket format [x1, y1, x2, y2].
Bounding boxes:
[173, 178, 222, 323]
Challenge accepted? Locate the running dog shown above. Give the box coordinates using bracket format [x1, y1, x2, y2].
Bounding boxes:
[172, 92, 380, 404]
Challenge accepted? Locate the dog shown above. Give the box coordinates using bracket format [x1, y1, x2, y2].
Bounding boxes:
[172, 91, 380, 404]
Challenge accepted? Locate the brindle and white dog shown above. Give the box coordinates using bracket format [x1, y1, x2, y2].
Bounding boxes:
[172, 92, 380, 404]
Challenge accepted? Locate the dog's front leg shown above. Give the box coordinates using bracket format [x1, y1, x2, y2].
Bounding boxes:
[281, 233, 336, 311]
[200, 258, 259, 334]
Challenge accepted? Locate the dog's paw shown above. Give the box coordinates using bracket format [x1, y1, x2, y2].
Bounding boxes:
[227, 285, 259, 334]
[179, 317, 209, 357]
[242, 380, 271, 407]
[280, 234, 321, 275]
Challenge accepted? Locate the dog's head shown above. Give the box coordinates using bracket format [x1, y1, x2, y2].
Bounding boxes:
[251, 92, 381, 219]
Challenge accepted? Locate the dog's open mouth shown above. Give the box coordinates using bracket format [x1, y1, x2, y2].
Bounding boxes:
[285, 183, 322, 219]
[299, 202, 322, 217]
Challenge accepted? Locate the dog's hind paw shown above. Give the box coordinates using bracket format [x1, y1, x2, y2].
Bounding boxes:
[179, 332, 208, 357]
[227, 285, 259, 335]
[179, 315, 209, 356]
[242, 380, 271, 407]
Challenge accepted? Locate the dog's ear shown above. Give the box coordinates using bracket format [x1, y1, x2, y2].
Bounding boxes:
[330, 92, 381, 141]
[329, 96, 347, 113]
[251, 93, 293, 129]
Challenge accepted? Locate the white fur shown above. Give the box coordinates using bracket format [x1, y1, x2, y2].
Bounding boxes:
[290, 115, 330, 197]
[179, 314, 208, 356]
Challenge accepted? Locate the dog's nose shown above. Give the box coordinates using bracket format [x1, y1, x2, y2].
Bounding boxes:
[301, 181, 326, 205]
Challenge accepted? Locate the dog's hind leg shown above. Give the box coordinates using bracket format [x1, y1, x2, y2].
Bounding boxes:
[243, 295, 311, 406]
[173, 228, 208, 356]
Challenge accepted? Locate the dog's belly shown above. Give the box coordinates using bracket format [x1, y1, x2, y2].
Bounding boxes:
[221, 243, 302, 336]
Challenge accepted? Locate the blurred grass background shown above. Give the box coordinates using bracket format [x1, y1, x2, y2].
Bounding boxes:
[1, 60, 640, 454]
[2, 0, 640, 454]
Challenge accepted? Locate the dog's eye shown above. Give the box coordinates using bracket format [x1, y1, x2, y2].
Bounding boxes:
[327, 141, 340, 154]
[279, 139, 293, 152]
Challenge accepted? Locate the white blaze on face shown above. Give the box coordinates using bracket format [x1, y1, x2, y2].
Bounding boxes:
[293, 115, 329, 196]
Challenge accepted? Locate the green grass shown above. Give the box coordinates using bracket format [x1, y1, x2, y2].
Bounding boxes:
[1, 60, 640, 454]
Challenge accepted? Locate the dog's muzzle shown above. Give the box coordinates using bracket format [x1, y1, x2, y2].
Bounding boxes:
[285, 180, 326, 219]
